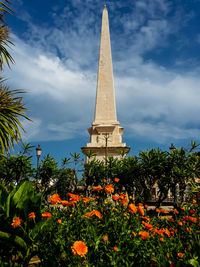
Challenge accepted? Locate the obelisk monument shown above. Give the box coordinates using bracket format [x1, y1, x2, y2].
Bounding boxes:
[82, 6, 130, 161]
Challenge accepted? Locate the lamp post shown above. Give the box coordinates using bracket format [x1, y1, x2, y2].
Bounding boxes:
[104, 133, 110, 166]
[36, 144, 42, 170]
[169, 143, 178, 206]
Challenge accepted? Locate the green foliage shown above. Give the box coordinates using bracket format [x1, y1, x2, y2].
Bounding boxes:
[37, 154, 58, 194]
[83, 158, 107, 188]
[82, 142, 200, 207]
[0, 181, 45, 265]
[55, 167, 75, 199]
[0, 151, 33, 185]
[0, 180, 42, 220]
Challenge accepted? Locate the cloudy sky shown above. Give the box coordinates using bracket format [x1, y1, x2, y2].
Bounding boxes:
[4, 0, 200, 163]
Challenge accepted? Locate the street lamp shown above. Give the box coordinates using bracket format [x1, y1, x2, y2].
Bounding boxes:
[36, 144, 42, 169]
[104, 133, 110, 166]
[169, 143, 178, 206]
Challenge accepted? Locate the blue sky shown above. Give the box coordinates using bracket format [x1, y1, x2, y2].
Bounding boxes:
[4, 0, 200, 166]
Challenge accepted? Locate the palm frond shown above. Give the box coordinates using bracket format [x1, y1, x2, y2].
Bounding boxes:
[0, 85, 32, 153]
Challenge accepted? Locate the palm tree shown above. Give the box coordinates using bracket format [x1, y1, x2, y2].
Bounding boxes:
[0, 85, 31, 152]
[0, 0, 14, 69]
[0, 1, 31, 152]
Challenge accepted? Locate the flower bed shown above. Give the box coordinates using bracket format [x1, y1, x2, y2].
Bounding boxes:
[1, 180, 200, 266]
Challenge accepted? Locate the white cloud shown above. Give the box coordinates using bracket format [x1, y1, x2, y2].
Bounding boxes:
[20, 117, 42, 141]
[128, 121, 200, 143]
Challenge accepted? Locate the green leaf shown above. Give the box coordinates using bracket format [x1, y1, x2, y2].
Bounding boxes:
[6, 186, 16, 217]
[188, 258, 200, 267]
[0, 231, 27, 252]
[30, 219, 53, 241]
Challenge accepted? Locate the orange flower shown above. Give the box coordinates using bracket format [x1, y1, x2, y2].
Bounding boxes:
[151, 259, 157, 266]
[71, 241, 88, 257]
[160, 209, 168, 214]
[93, 210, 103, 220]
[177, 252, 184, 258]
[121, 198, 128, 207]
[143, 222, 153, 230]
[167, 253, 170, 258]
[192, 199, 197, 204]
[173, 209, 179, 214]
[163, 228, 171, 237]
[84, 211, 93, 218]
[170, 218, 174, 223]
[139, 231, 150, 240]
[138, 206, 144, 216]
[84, 210, 102, 220]
[155, 208, 160, 213]
[11, 217, 22, 228]
[128, 204, 137, 214]
[187, 227, 191, 232]
[101, 235, 109, 243]
[61, 200, 71, 207]
[92, 186, 103, 192]
[104, 179, 107, 183]
[28, 212, 36, 221]
[105, 184, 114, 194]
[182, 216, 196, 223]
[112, 195, 120, 201]
[132, 232, 136, 238]
[67, 193, 81, 203]
[114, 193, 128, 206]
[153, 228, 164, 236]
[178, 221, 183, 226]
[160, 238, 165, 242]
[169, 228, 174, 235]
[190, 209, 196, 214]
[85, 197, 95, 205]
[141, 216, 150, 222]
[42, 212, 52, 219]
[114, 178, 120, 183]
[163, 210, 169, 214]
[113, 246, 118, 251]
[48, 194, 61, 205]
[82, 197, 90, 205]
[57, 219, 62, 224]
[144, 204, 148, 209]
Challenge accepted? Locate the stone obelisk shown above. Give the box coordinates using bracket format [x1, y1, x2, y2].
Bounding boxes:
[82, 6, 130, 161]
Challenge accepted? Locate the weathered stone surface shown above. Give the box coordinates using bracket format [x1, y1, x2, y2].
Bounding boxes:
[94, 6, 117, 123]
[82, 6, 130, 161]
